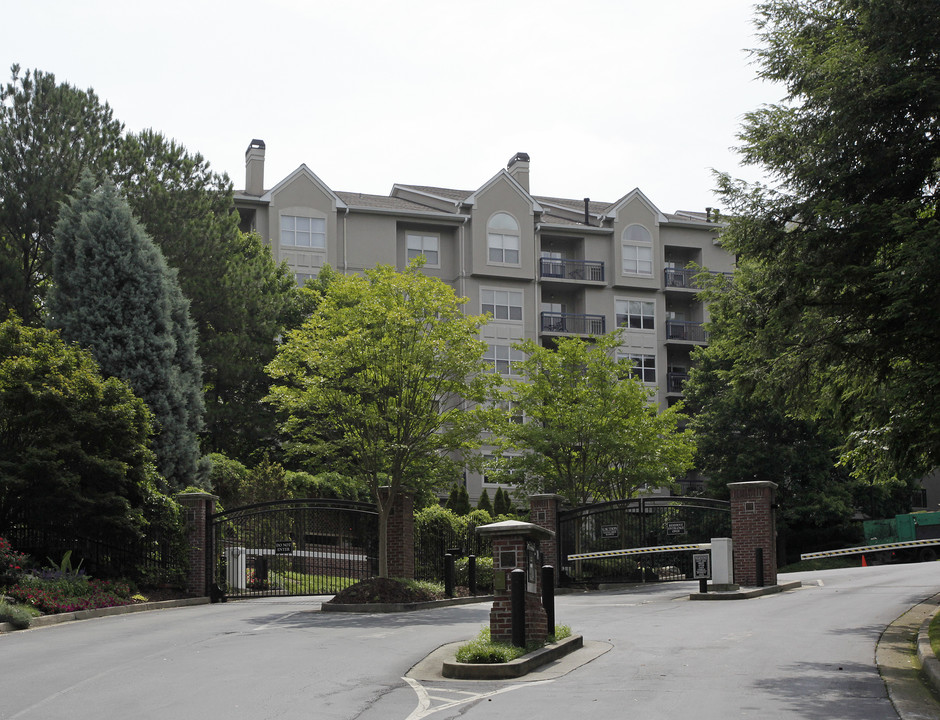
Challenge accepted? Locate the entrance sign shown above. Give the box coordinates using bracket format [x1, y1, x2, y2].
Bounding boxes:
[666, 521, 687, 536]
[275, 540, 294, 555]
[600, 525, 619, 539]
[692, 552, 711, 580]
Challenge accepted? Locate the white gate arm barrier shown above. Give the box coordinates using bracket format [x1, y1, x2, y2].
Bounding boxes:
[800, 537, 940, 561]
[568, 542, 712, 562]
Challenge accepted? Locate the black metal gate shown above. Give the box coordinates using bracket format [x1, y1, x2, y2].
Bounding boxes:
[558, 497, 731, 585]
[209, 499, 378, 598]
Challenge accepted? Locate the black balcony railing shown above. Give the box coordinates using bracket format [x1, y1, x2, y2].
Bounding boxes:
[664, 267, 732, 290]
[540, 258, 605, 282]
[540, 312, 606, 335]
[666, 320, 708, 343]
[667, 372, 689, 394]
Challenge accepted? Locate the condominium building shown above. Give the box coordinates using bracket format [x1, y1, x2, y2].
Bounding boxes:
[234, 140, 734, 500]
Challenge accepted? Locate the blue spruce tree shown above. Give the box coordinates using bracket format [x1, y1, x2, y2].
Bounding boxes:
[47, 173, 205, 490]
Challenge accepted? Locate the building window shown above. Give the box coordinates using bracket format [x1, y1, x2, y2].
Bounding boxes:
[487, 213, 520, 265]
[622, 224, 653, 275]
[620, 353, 656, 383]
[281, 215, 326, 249]
[482, 289, 523, 321]
[406, 233, 439, 266]
[484, 343, 525, 375]
[482, 454, 519, 485]
[495, 400, 525, 424]
[616, 299, 655, 330]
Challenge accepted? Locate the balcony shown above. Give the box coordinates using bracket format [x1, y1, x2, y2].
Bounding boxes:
[666, 320, 708, 344]
[667, 372, 689, 395]
[540, 258, 605, 283]
[540, 312, 606, 336]
[664, 267, 731, 291]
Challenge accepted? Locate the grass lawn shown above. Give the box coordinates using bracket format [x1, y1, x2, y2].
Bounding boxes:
[930, 611, 940, 662]
[778, 556, 863, 574]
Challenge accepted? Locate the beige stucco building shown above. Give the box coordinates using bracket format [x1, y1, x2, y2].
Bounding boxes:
[235, 140, 734, 502]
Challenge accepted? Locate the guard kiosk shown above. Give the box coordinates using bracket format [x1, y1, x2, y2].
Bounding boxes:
[476, 520, 554, 644]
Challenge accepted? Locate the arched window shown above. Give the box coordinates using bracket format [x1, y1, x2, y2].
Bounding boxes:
[622, 224, 653, 276]
[487, 213, 520, 265]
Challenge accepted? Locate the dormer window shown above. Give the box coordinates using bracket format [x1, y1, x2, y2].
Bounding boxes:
[487, 213, 520, 265]
[281, 215, 326, 249]
[622, 224, 653, 276]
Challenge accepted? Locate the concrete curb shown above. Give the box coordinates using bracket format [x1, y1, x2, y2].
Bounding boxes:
[322, 595, 494, 613]
[689, 580, 802, 600]
[441, 634, 584, 680]
[0, 597, 210, 633]
[916, 603, 940, 696]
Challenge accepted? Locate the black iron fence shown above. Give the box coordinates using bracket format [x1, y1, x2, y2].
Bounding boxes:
[210, 498, 378, 598]
[1, 510, 187, 586]
[558, 497, 731, 585]
[414, 520, 493, 584]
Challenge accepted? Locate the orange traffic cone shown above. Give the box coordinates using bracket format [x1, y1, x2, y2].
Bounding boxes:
[861, 554, 868, 567]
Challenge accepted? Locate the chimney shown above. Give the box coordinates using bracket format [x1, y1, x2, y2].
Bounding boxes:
[507, 152, 530, 193]
[245, 139, 266, 196]
[584, 198, 591, 226]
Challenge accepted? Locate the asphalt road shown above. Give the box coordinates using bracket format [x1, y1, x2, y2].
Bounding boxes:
[1, 562, 938, 720]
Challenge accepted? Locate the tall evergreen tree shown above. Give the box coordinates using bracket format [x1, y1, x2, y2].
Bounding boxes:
[116, 130, 300, 459]
[0, 65, 123, 323]
[47, 174, 205, 491]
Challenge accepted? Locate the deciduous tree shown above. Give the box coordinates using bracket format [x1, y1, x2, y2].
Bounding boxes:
[493, 332, 695, 507]
[265, 262, 493, 576]
[0, 315, 160, 542]
[712, 0, 940, 483]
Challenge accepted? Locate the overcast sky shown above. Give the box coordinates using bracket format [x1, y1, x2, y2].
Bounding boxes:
[5, 0, 780, 214]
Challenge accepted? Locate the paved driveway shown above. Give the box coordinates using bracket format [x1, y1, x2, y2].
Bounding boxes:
[1, 562, 938, 719]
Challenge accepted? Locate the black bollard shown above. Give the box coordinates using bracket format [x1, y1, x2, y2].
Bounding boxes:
[542, 565, 555, 637]
[510, 568, 526, 648]
[444, 553, 455, 598]
[468, 555, 477, 596]
[756, 547, 764, 588]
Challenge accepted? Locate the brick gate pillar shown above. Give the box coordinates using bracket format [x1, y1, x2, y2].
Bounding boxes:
[728, 481, 778, 587]
[176, 492, 217, 596]
[529, 494, 563, 584]
[477, 520, 554, 643]
[380, 487, 414, 580]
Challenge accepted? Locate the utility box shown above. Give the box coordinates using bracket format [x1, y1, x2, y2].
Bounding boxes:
[711, 537, 734, 586]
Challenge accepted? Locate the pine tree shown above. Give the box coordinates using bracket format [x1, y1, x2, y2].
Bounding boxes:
[477, 488, 493, 515]
[493, 487, 511, 516]
[47, 174, 205, 491]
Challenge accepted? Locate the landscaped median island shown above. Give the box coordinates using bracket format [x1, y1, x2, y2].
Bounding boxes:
[443, 627, 584, 680]
[322, 577, 493, 613]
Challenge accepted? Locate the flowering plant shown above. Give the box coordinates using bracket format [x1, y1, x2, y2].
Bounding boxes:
[0, 537, 30, 587]
[5, 578, 134, 614]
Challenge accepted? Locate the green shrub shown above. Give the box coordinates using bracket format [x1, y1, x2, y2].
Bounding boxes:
[454, 625, 574, 664]
[455, 628, 526, 664]
[0, 601, 31, 629]
[456, 555, 494, 592]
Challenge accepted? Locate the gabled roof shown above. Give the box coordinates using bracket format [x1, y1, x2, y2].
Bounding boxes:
[601, 187, 668, 225]
[263, 164, 348, 210]
[464, 169, 544, 213]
